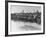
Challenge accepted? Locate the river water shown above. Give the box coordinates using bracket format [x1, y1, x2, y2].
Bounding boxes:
[10, 20, 41, 32]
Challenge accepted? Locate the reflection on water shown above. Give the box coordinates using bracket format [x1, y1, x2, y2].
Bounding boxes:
[10, 20, 41, 32]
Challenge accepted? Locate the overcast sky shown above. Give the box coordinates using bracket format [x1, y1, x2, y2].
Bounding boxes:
[10, 5, 41, 13]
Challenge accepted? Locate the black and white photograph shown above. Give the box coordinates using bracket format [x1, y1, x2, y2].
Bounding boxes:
[7, 1, 45, 35]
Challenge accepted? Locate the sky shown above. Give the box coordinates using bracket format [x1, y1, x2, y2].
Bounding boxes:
[10, 5, 41, 13]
